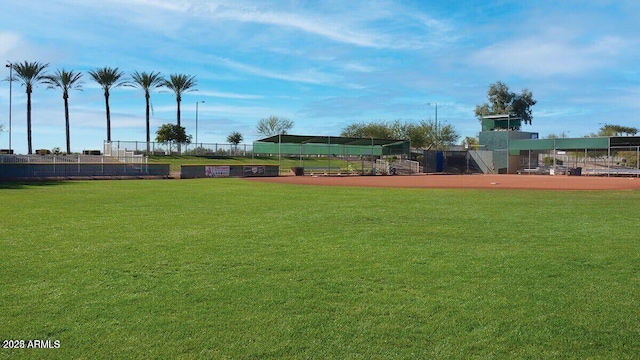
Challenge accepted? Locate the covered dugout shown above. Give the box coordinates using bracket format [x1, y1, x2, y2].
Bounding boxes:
[254, 135, 410, 156]
[253, 135, 411, 174]
[509, 136, 640, 176]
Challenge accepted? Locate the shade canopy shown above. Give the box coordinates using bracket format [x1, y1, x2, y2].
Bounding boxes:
[254, 134, 411, 156]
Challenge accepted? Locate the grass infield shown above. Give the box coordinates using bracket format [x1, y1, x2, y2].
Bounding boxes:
[1, 179, 639, 358]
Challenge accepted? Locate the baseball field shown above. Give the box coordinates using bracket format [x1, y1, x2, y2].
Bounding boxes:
[1, 177, 639, 358]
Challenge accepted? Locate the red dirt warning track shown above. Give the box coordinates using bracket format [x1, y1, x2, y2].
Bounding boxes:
[247, 174, 640, 190]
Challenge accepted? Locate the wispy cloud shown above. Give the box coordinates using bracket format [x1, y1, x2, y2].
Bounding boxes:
[215, 56, 341, 85]
[2, 0, 639, 152]
[470, 32, 629, 77]
[198, 90, 263, 100]
[0, 31, 63, 64]
[341, 62, 376, 73]
[0, 32, 21, 58]
[191, 1, 451, 50]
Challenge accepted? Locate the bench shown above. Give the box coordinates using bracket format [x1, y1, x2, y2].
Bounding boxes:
[304, 166, 343, 175]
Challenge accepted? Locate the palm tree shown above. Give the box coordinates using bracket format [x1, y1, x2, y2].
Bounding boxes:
[44, 69, 83, 154]
[88, 67, 127, 142]
[129, 71, 165, 153]
[11, 61, 49, 154]
[226, 131, 243, 155]
[164, 74, 197, 127]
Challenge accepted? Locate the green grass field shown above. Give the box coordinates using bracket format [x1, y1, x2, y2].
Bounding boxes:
[1, 179, 639, 358]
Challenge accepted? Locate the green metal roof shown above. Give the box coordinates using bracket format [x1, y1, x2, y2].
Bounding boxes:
[256, 134, 408, 147]
[509, 136, 640, 153]
[254, 135, 411, 156]
[481, 114, 523, 131]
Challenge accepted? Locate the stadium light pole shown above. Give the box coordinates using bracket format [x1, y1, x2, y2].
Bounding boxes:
[5, 62, 12, 153]
[195, 100, 204, 145]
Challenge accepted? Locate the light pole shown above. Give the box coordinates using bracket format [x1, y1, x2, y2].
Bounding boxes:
[5, 62, 12, 153]
[195, 100, 204, 145]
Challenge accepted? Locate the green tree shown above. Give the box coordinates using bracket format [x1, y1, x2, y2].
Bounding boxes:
[598, 124, 638, 136]
[421, 120, 458, 151]
[129, 71, 165, 152]
[545, 132, 571, 139]
[227, 131, 243, 154]
[227, 131, 243, 145]
[11, 61, 49, 154]
[44, 69, 83, 154]
[256, 115, 294, 137]
[392, 121, 430, 149]
[164, 74, 197, 128]
[475, 81, 536, 125]
[155, 123, 191, 153]
[461, 136, 480, 150]
[340, 120, 458, 150]
[594, 124, 639, 169]
[88, 67, 127, 142]
[341, 121, 395, 139]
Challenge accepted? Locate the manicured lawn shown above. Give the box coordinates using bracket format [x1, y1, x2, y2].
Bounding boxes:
[1, 179, 639, 358]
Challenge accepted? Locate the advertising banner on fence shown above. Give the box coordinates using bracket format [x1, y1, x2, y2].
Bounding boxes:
[205, 166, 230, 177]
[243, 166, 265, 177]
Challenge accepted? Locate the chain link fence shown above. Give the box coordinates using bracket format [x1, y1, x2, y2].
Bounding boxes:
[104, 141, 253, 157]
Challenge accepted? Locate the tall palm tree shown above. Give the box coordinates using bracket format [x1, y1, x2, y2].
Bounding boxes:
[44, 69, 83, 154]
[164, 74, 197, 127]
[11, 61, 49, 154]
[129, 71, 165, 153]
[88, 67, 127, 142]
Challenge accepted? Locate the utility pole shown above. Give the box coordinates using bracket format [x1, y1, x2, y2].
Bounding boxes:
[5, 62, 13, 153]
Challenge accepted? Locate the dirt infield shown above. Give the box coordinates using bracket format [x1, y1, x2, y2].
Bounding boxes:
[247, 174, 640, 190]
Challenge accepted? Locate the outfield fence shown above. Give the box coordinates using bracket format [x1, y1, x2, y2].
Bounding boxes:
[180, 164, 279, 179]
[105, 141, 253, 157]
[0, 153, 172, 180]
[0, 162, 170, 179]
[1, 154, 128, 164]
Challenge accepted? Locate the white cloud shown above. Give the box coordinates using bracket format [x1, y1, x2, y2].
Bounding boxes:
[470, 33, 629, 77]
[0, 32, 21, 58]
[342, 62, 376, 73]
[0, 31, 61, 64]
[198, 90, 263, 100]
[2, 1, 639, 151]
[193, 1, 451, 50]
[467, 7, 635, 78]
[111, 0, 189, 12]
[216, 57, 341, 85]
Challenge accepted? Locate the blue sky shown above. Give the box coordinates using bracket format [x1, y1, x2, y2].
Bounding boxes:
[1, 0, 639, 153]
